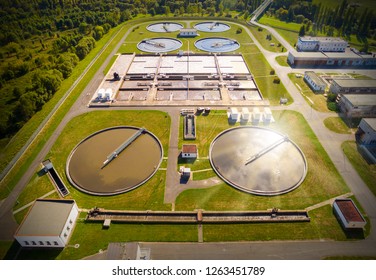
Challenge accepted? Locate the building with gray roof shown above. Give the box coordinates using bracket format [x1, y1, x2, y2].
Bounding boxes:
[14, 199, 79, 248]
[330, 79, 376, 94]
[337, 94, 376, 118]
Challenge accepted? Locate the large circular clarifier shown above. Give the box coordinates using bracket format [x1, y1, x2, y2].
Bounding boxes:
[66, 126, 163, 195]
[209, 126, 307, 196]
[195, 37, 240, 53]
[147, 22, 183, 33]
[137, 38, 182, 53]
[194, 22, 230, 32]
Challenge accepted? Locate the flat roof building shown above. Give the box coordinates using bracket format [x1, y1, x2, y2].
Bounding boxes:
[337, 94, 376, 118]
[297, 36, 348, 52]
[14, 199, 79, 248]
[330, 79, 376, 94]
[288, 49, 376, 69]
[179, 28, 198, 37]
[182, 144, 198, 159]
[333, 199, 366, 230]
[304, 71, 326, 93]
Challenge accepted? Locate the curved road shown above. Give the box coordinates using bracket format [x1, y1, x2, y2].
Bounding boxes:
[1, 15, 376, 259]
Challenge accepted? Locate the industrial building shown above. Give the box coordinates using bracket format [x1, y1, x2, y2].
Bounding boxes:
[337, 94, 376, 118]
[288, 49, 376, 69]
[297, 36, 348, 52]
[14, 199, 79, 248]
[182, 144, 198, 159]
[304, 71, 326, 93]
[179, 28, 198, 37]
[333, 199, 366, 230]
[330, 79, 376, 94]
[356, 118, 376, 164]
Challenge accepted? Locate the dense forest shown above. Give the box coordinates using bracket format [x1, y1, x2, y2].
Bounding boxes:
[266, 0, 376, 45]
[0, 0, 375, 141]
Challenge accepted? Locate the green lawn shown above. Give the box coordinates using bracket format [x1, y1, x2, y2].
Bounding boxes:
[14, 111, 172, 220]
[342, 141, 376, 196]
[275, 55, 289, 66]
[324, 117, 352, 134]
[203, 205, 357, 241]
[57, 221, 198, 260]
[248, 24, 284, 52]
[0, 241, 13, 260]
[288, 73, 330, 112]
[175, 110, 349, 211]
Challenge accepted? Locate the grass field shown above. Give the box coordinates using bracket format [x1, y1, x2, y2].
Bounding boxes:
[275, 55, 289, 66]
[342, 141, 376, 197]
[203, 205, 352, 241]
[14, 111, 172, 220]
[288, 73, 330, 112]
[175, 110, 349, 211]
[324, 117, 352, 134]
[248, 25, 284, 52]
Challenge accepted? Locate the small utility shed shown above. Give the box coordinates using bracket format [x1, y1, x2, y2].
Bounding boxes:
[179, 28, 198, 37]
[182, 144, 198, 159]
[14, 199, 79, 248]
[333, 199, 366, 230]
[229, 107, 239, 121]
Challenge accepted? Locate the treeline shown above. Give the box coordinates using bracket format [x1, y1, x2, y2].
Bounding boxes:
[0, 0, 246, 139]
[266, 0, 375, 44]
[0, 0, 142, 139]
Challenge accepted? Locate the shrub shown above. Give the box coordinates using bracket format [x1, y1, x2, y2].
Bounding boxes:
[270, 69, 275, 75]
[236, 27, 243, 34]
[258, 27, 263, 32]
[327, 93, 337, 102]
[327, 102, 338, 111]
[273, 77, 280, 84]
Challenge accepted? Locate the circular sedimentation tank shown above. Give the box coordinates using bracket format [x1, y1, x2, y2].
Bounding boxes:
[209, 126, 307, 196]
[137, 38, 183, 53]
[194, 37, 240, 53]
[147, 22, 183, 33]
[194, 22, 230, 32]
[66, 126, 163, 196]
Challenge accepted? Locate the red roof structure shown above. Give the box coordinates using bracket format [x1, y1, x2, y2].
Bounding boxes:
[335, 199, 365, 223]
[182, 144, 197, 154]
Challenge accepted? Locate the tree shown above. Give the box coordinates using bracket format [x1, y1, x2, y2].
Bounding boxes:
[299, 25, 305, 37]
[287, 6, 294, 22]
[93, 26, 104, 41]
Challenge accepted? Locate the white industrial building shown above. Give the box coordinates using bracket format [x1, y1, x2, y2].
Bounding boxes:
[179, 28, 198, 37]
[333, 199, 366, 230]
[297, 36, 347, 52]
[356, 118, 376, 164]
[14, 199, 79, 248]
[304, 71, 326, 93]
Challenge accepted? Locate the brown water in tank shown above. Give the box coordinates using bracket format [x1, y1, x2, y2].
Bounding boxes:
[68, 127, 162, 194]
